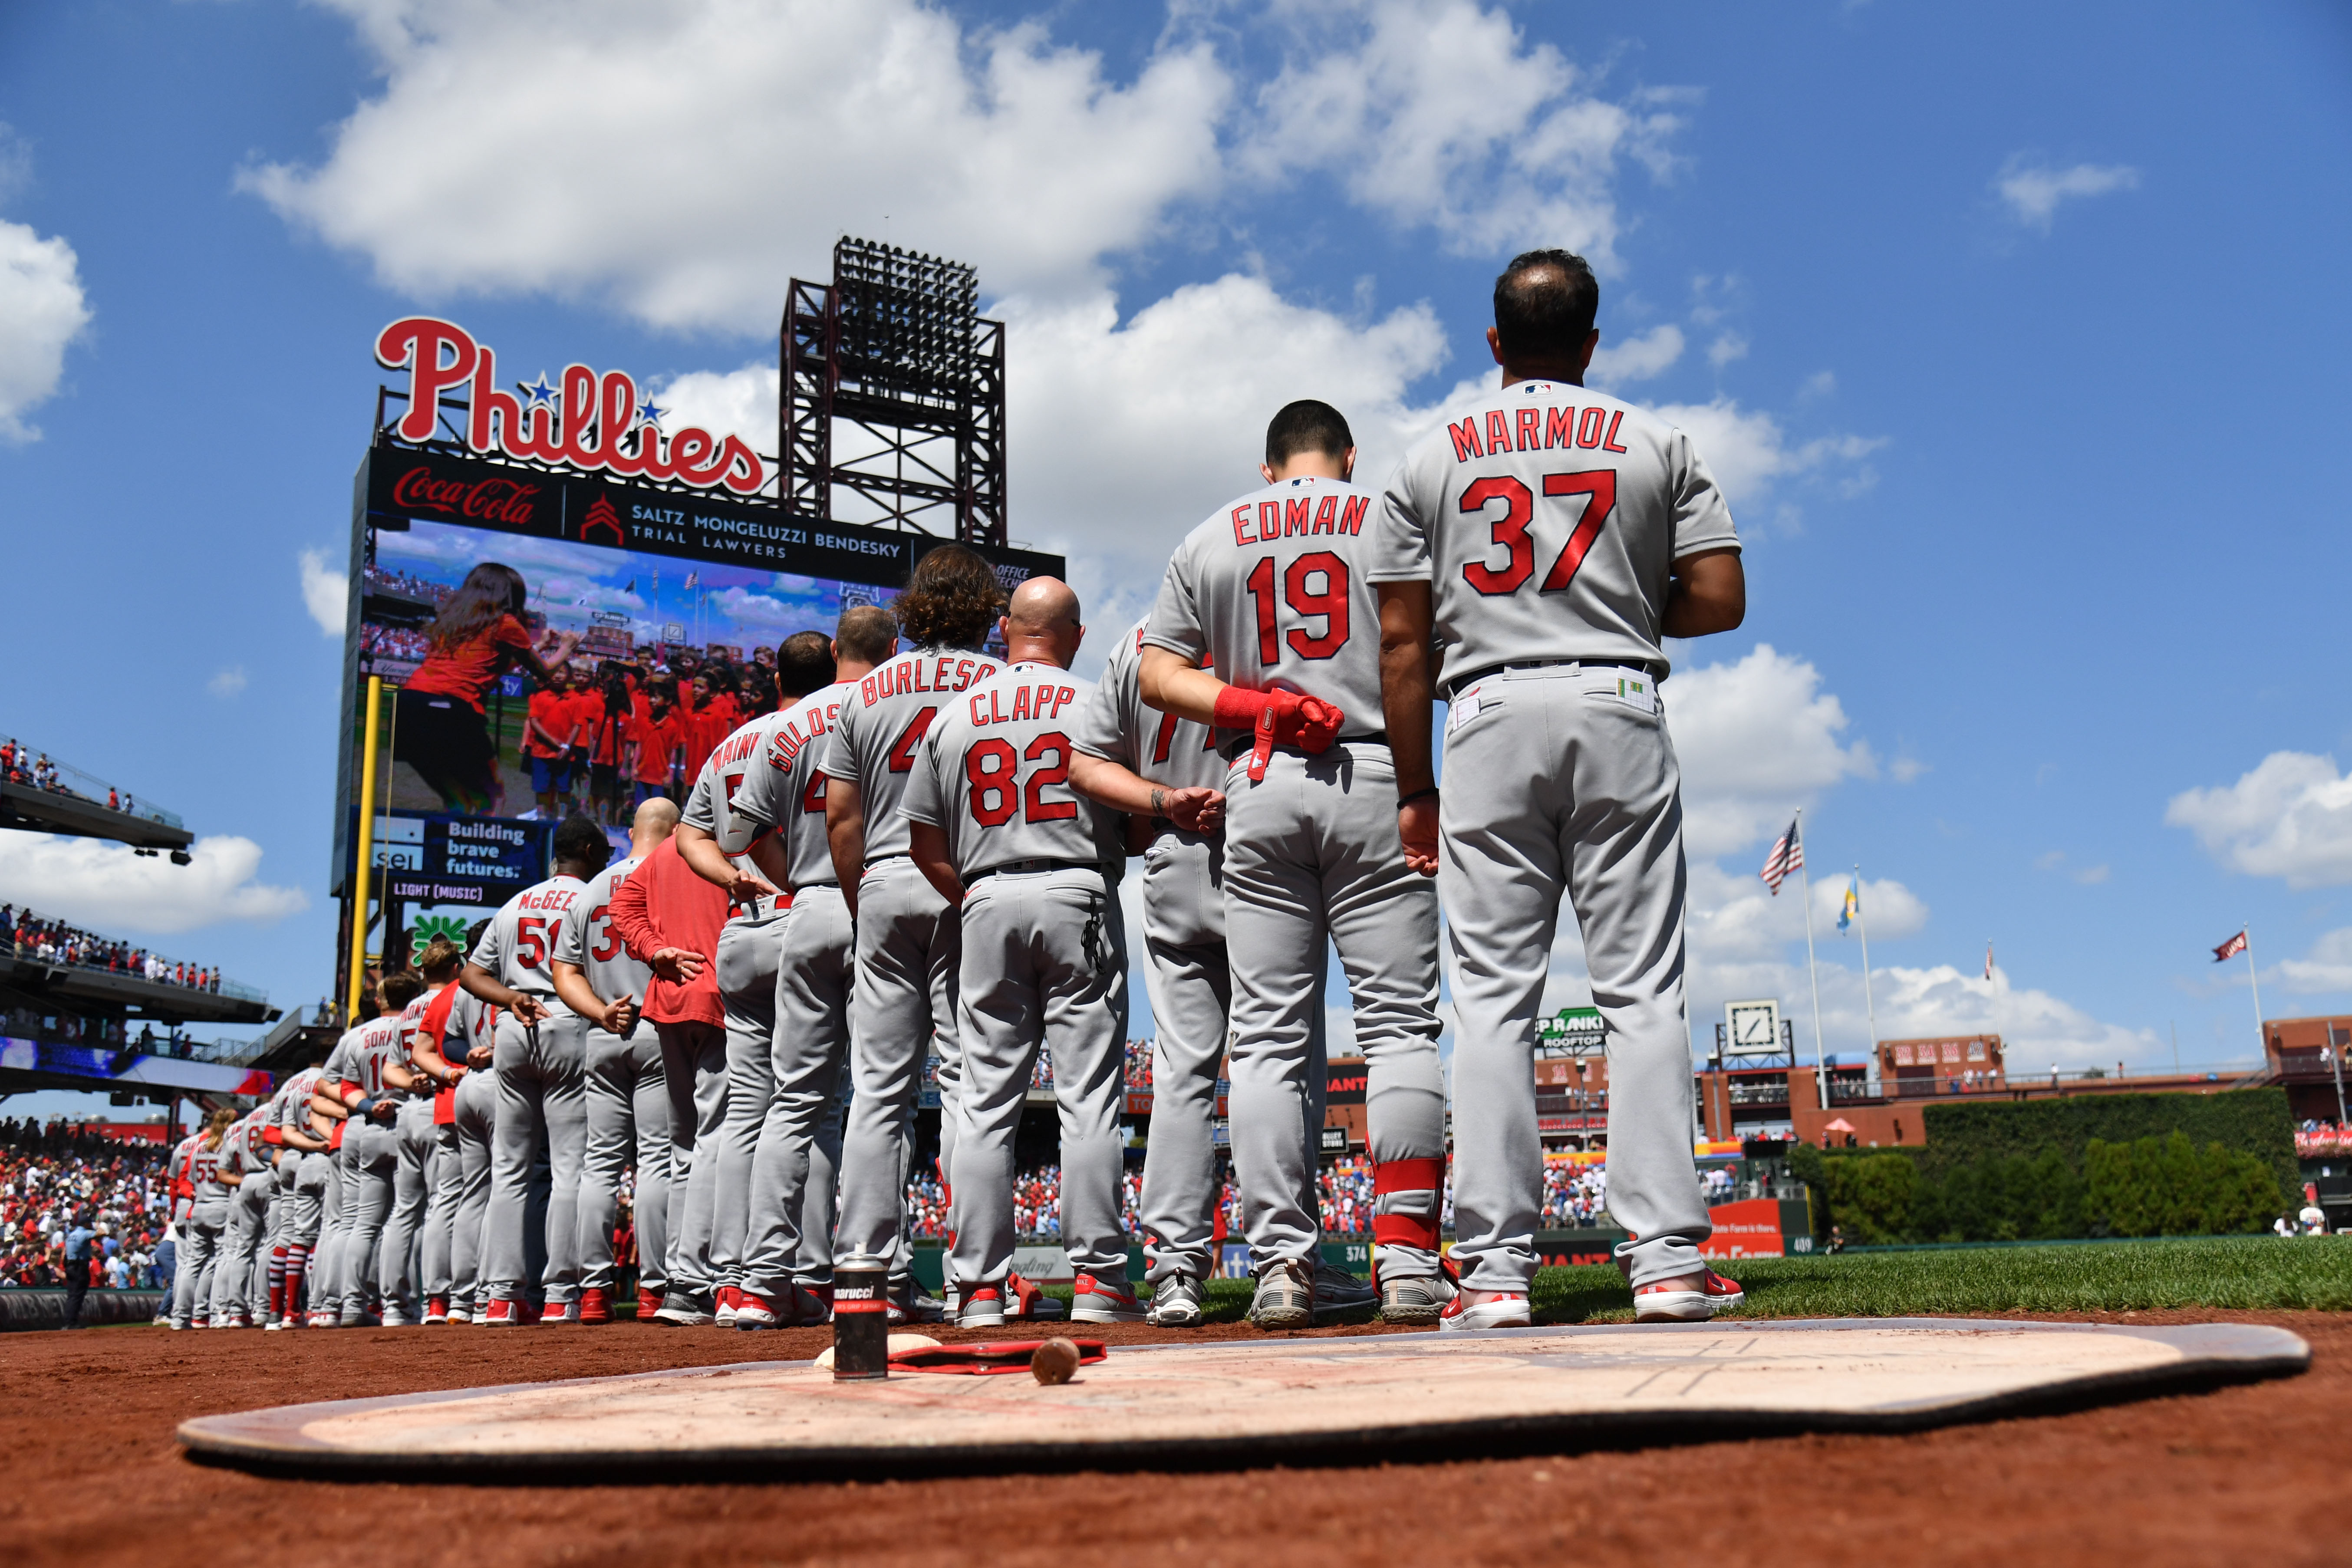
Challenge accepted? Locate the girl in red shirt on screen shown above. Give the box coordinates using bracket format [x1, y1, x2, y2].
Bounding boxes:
[395, 563, 580, 816]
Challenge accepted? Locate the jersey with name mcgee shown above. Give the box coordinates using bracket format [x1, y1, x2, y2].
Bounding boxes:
[1368, 379, 1740, 686]
[1143, 475, 1389, 738]
[1073, 621, 1228, 794]
[735, 680, 855, 887]
[823, 646, 1005, 861]
[903, 661, 1125, 877]
[469, 876, 588, 1008]
[553, 855, 652, 1009]
[681, 712, 792, 919]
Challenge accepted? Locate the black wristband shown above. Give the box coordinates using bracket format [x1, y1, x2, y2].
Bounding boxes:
[1399, 787, 1440, 807]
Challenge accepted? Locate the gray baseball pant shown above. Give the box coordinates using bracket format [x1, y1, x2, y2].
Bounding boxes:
[340, 1119, 399, 1318]
[488, 1011, 587, 1305]
[285, 1150, 326, 1313]
[839, 858, 962, 1271]
[313, 1144, 349, 1315]
[170, 1197, 226, 1328]
[452, 1067, 498, 1310]
[425, 1118, 460, 1301]
[379, 1099, 435, 1317]
[655, 1018, 728, 1301]
[712, 909, 787, 1293]
[1135, 832, 1231, 1285]
[949, 866, 1130, 1294]
[1224, 742, 1446, 1281]
[580, 1023, 670, 1297]
[741, 886, 854, 1301]
[1440, 664, 1709, 1291]
[211, 1176, 270, 1321]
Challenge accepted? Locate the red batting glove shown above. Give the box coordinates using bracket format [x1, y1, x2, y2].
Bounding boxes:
[1212, 687, 1347, 782]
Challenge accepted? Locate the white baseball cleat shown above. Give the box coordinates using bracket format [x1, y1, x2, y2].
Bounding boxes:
[1633, 1268, 1745, 1323]
[1436, 1290, 1532, 1333]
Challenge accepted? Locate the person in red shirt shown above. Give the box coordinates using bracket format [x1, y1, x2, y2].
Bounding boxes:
[628, 685, 684, 806]
[524, 665, 582, 818]
[395, 563, 580, 815]
[578, 667, 630, 824]
[606, 832, 728, 1324]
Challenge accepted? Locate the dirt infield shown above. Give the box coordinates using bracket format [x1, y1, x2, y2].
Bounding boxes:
[1, 1311, 2341, 1567]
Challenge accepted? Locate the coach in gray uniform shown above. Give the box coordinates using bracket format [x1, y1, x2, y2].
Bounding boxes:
[1142, 402, 1446, 1330]
[824, 547, 1007, 1314]
[1372, 249, 1748, 1328]
[730, 612, 898, 1326]
[318, 980, 417, 1327]
[464, 816, 608, 1323]
[552, 798, 673, 1322]
[907, 579, 1138, 1326]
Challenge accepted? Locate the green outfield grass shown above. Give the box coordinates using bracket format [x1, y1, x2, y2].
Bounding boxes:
[1163, 1236, 2352, 1324]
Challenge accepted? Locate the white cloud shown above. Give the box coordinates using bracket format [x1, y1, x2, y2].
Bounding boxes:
[1664, 644, 1876, 859]
[1996, 158, 2140, 231]
[2273, 928, 2352, 996]
[1706, 332, 1748, 368]
[243, 0, 1229, 330]
[1586, 323, 1683, 385]
[2165, 751, 2352, 889]
[299, 548, 346, 636]
[207, 667, 248, 698]
[1651, 398, 1882, 514]
[0, 214, 92, 444]
[1889, 753, 1929, 784]
[0, 833, 307, 934]
[1797, 370, 1836, 401]
[1238, 0, 1693, 267]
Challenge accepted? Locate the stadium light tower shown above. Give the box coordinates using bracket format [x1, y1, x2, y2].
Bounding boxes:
[779, 237, 1008, 546]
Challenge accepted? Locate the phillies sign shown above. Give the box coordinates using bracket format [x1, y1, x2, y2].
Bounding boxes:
[374, 317, 765, 496]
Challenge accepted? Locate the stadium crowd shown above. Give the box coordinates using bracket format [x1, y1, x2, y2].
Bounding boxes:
[2, 904, 231, 994]
[0, 1122, 172, 1290]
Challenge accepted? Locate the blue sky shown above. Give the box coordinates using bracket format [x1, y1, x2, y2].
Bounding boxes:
[3, 0, 2350, 1109]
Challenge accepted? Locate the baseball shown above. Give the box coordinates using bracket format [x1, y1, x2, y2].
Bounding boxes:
[1031, 1337, 1082, 1385]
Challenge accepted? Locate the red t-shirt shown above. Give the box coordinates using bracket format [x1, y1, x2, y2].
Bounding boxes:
[629, 711, 680, 784]
[524, 688, 573, 759]
[418, 981, 463, 1125]
[563, 692, 608, 759]
[405, 615, 535, 712]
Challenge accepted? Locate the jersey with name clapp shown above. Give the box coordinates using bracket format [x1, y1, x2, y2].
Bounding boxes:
[903, 661, 1124, 878]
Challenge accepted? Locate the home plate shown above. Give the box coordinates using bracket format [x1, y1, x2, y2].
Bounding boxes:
[177, 1318, 2307, 1481]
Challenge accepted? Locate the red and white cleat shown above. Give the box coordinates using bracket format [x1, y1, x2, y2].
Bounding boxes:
[714, 1285, 741, 1327]
[423, 1296, 449, 1325]
[1071, 1273, 1146, 1323]
[1633, 1268, 1745, 1323]
[576, 1288, 613, 1326]
[731, 1291, 783, 1329]
[1437, 1291, 1532, 1333]
[481, 1298, 518, 1327]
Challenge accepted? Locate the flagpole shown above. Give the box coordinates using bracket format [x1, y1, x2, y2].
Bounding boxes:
[1798, 810, 1827, 1110]
[1853, 863, 1879, 1052]
[1988, 940, 2001, 1061]
[2245, 922, 2267, 1055]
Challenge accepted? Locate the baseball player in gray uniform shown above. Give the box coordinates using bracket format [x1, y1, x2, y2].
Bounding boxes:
[464, 815, 609, 1324]
[447, 981, 500, 1320]
[407, 926, 494, 1321]
[306, 1006, 373, 1326]
[675, 640, 826, 1324]
[1141, 400, 1447, 1330]
[327, 974, 422, 1326]
[551, 798, 676, 1324]
[1371, 249, 1749, 1328]
[168, 1110, 234, 1329]
[729, 613, 900, 1327]
[905, 578, 1140, 1326]
[269, 1054, 332, 1327]
[210, 1109, 272, 1327]
[824, 546, 1007, 1314]
[1067, 621, 1231, 1326]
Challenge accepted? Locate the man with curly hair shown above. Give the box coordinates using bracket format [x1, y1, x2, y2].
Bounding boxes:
[823, 546, 1011, 1321]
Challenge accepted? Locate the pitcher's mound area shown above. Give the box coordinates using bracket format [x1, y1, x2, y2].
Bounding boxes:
[178, 1317, 2306, 1480]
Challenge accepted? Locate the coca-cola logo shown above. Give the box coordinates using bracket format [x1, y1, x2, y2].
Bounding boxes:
[374, 316, 766, 497]
[390, 464, 544, 525]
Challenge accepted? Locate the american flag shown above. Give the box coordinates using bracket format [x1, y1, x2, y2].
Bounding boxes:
[1759, 816, 1803, 894]
[2213, 929, 2248, 962]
